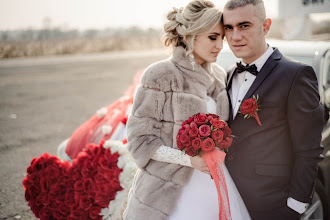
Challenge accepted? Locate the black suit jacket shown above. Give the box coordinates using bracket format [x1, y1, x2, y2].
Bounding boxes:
[225, 48, 324, 214]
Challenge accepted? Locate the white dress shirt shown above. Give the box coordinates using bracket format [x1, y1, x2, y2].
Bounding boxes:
[229, 46, 274, 118]
[229, 45, 308, 214]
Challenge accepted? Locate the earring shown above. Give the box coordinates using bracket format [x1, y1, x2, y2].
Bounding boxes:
[188, 53, 195, 70]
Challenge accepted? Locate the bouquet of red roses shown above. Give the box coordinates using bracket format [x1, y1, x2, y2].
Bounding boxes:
[176, 113, 233, 156]
[176, 113, 233, 220]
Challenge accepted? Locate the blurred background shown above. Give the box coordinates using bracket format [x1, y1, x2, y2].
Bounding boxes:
[0, 1, 330, 219]
[0, 0, 329, 59]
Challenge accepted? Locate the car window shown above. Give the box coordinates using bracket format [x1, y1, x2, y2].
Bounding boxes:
[287, 56, 314, 68]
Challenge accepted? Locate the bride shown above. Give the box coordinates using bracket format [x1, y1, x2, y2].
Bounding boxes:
[123, 1, 250, 219]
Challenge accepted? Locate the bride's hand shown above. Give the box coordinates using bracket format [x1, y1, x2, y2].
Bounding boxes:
[190, 155, 210, 175]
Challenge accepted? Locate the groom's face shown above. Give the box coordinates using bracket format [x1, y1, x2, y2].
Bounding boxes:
[223, 4, 269, 64]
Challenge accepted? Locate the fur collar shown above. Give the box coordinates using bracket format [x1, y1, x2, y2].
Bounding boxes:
[171, 46, 214, 87]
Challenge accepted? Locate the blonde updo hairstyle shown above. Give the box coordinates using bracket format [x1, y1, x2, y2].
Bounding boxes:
[163, 0, 222, 55]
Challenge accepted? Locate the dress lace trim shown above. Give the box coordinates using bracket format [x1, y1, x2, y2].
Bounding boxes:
[151, 145, 191, 167]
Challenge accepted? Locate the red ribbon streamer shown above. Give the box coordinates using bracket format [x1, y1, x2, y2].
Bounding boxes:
[202, 150, 232, 220]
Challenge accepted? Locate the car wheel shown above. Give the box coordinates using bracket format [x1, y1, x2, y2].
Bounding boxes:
[300, 179, 329, 220]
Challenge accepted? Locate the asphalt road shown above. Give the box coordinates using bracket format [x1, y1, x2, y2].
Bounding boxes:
[0, 50, 168, 219]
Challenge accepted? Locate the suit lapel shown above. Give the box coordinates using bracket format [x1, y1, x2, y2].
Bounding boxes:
[226, 67, 236, 91]
[241, 48, 282, 103]
[226, 66, 236, 123]
[229, 48, 282, 146]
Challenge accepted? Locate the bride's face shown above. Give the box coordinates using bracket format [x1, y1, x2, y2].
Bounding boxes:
[192, 23, 224, 65]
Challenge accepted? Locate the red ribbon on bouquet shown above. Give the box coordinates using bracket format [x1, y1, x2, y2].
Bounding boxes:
[203, 150, 231, 220]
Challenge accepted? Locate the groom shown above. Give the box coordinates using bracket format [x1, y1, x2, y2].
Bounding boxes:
[223, 0, 324, 219]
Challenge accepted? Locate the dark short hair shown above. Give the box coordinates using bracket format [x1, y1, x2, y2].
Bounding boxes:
[224, 0, 266, 21]
[224, 0, 264, 10]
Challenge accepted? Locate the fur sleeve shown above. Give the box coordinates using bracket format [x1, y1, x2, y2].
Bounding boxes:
[126, 65, 170, 169]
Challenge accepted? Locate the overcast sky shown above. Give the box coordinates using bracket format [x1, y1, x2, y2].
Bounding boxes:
[0, 0, 279, 31]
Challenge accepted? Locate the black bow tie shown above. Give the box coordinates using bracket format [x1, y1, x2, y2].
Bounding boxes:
[236, 62, 258, 76]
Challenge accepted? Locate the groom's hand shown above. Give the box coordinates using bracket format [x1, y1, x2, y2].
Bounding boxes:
[190, 155, 210, 175]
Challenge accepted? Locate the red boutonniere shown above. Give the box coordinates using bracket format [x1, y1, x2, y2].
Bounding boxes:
[239, 95, 262, 126]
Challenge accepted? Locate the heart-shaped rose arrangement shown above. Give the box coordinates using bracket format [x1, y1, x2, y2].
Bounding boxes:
[23, 140, 137, 220]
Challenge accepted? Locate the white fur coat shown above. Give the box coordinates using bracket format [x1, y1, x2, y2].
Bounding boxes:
[124, 46, 229, 220]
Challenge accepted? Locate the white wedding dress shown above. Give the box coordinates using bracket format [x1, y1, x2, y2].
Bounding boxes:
[169, 96, 251, 220]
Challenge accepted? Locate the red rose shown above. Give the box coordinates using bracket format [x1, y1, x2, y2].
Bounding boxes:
[28, 184, 39, 197]
[41, 206, 51, 218]
[40, 194, 50, 206]
[191, 138, 202, 150]
[182, 139, 191, 147]
[35, 194, 42, 206]
[199, 125, 211, 137]
[189, 127, 199, 137]
[79, 195, 92, 211]
[225, 136, 233, 147]
[190, 122, 198, 129]
[110, 179, 121, 189]
[59, 203, 70, 215]
[182, 116, 194, 126]
[219, 136, 233, 150]
[70, 202, 81, 218]
[94, 173, 106, 184]
[194, 114, 208, 125]
[185, 146, 199, 156]
[52, 209, 64, 219]
[179, 133, 189, 143]
[98, 157, 109, 169]
[184, 124, 190, 130]
[67, 216, 79, 220]
[179, 133, 191, 147]
[84, 178, 94, 192]
[74, 180, 84, 192]
[89, 206, 101, 219]
[103, 171, 114, 182]
[201, 138, 215, 152]
[40, 177, 49, 193]
[222, 125, 232, 136]
[211, 118, 226, 129]
[49, 182, 62, 195]
[65, 189, 75, 206]
[58, 175, 70, 185]
[95, 192, 109, 207]
[177, 128, 184, 138]
[208, 113, 219, 118]
[83, 159, 94, 173]
[107, 152, 119, 163]
[22, 177, 30, 189]
[177, 138, 184, 150]
[240, 98, 258, 115]
[25, 189, 32, 201]
[27, 166, 33, 174]
[212, 130, 224, 143]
